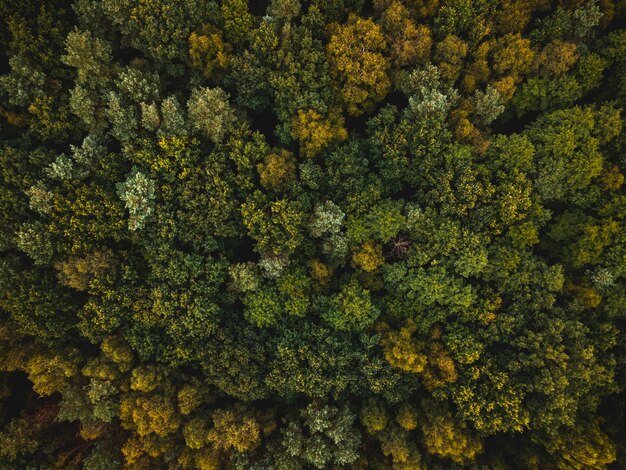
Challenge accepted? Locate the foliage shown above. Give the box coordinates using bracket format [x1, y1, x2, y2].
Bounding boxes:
[291, 107, 348, 158]
[327, 15, 390, 115]
[116, 169, 156, 231]
[1, 0, 625, 468]
[187, 87, 236, 144]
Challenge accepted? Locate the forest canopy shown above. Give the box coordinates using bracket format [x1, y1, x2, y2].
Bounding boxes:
[1, 0, 626, 468]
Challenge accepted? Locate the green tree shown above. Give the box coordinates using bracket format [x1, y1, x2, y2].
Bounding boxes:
[527, 106, 619, 201]
[116, 169, 156, 231]
[221, 0, 254, 45]
[241, 192, 305, 256]
[322, 280, 380, 331]
[61, 29, 112, 87]
[276, 403, 361, 469]
[101, 0, 214, 69]
[187, 87, 236, 144]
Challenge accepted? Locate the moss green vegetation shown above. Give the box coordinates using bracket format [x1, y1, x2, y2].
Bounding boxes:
[1, 0, 626, 468]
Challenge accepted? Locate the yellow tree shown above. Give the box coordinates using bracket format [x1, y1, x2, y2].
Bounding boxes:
[55, 249, 117, 291]
[493, 0, 534, 33]
[189, 25, 230, 79]
[352, 241, 385, 272]
[207, 406, 264, 453]
[257, 149, 296, 192]
[380, 321, 427, 374]
[433, 35, 468, 84]
[420, 398, 483, 464]
[490, 33, 534, 78]
[291, 107, 347, 157]
[535, 40, 578, 77]
[380, 1, 432, 67]
[380, 322, 457, 390]
[327, 15, 390, 116]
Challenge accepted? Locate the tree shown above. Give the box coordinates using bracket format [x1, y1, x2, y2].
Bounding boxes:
[228, 50, 273, 112]
[380, 321, 427, 374]
[451, 360, 529, 434]
[1, 1, 626, 468]
[346, 199, 405, 245]
[472, 85, 505, 126]
[433, 34, 468, 83]
[530, 1, 602, 44]
[542, 419, 617, 469]
[187, 87, 236, 144]
[322, 280, 380, 331]
[535, 40, 579, 77]
[61, 29, 112, 87]
[547, 211, 620, 268]
[268, 21, 336, 144]
[174, 157, 241, 244]
[221, 0, 254, 45]
[189, 26, 229, 79]
[493, 0, 534, 33]
[491, 33, 534, 78]
[48, 182, 126, 254]
[16, 222, 54, 265]
[380, 2, 432, 67]
[115, 65, 160, 104]
[433, 0, 493, 41]
[526, 106, 617, 201]
[207, 406, 263, 453]
[380, 322, 457, 390]
[291, 107, 347, 157]
[382, 263, 476, 332]
[244, 288, 282, 327]
[267, 0, 302, 22]
[420, 398, 484, 464]
[241, 192, 305, 256]
[70, 84, 107, 133]
[327, 15, 390, 115]
[276, 266, 312, 317]
[119, 394, 181, 437]
[106, 92, 138, 143]
[257, 149, 296, 192]
[308, 201, 345, 238]
[55, 249, 117, 292]
[159, 96, 187, 138]
[276, 403, 361, 469]
[0, 56, 46, 108]
[511, 75, 583, 118]
[24, 350, 81, 397]
[101, 0, 214, 69]
[116, 169, 156, 231]
[351, 241, 385, 272]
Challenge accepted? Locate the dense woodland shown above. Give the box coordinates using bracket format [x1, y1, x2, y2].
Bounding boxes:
[1, 0, 626, 468]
